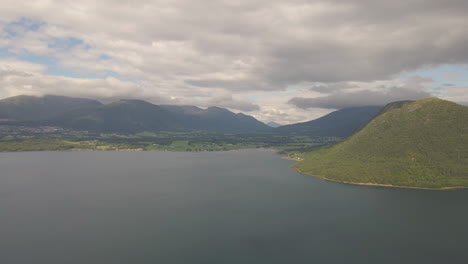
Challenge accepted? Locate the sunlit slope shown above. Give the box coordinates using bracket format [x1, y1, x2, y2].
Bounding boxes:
[294, 98, 468, 188]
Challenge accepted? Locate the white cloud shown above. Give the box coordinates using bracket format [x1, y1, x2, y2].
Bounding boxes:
[0, 57, 46, 73]
[440, 87, 468, 104]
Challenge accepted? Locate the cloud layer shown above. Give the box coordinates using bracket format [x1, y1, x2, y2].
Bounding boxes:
[289, 77, 433, 109]
[0, 0, 467, 122]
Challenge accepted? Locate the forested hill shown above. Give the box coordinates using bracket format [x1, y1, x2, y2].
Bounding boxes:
[293, 98, 468, 189]
[0, 95, 102, 120]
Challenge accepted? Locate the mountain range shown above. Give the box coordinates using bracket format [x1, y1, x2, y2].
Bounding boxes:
[0, 95, 271, 133]
[0, 95, 101, 121]
[160, 105, 271, 133]
[276, 106, 382, 137]
[0, 95, 387, 136]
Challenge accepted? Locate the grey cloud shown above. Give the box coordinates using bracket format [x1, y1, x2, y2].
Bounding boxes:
[205, 95, 260, 112]
[185, 78, 274, 91]
[289, 87, 431, 109]
[309, 82, 358, 93]
[185, 79, 254, 90]
[290, 76, 433, 109]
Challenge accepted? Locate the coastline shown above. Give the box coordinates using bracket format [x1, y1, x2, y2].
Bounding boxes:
[280, 156, 298, 161]
[0, 147, 280, 153]
[290, 165, 468, 191]
[280, 153, 304, 161]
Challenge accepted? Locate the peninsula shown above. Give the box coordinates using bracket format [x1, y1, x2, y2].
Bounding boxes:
[293, 98, 468, 189]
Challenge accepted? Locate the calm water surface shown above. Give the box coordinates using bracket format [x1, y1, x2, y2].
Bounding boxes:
[0, 150, 467, 264]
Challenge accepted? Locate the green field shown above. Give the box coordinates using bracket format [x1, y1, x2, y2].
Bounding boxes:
[0, 130, 332, 153]
[0, 138, 143, 152]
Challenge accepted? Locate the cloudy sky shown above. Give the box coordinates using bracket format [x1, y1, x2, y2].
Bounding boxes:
[0, 0, 467, 124]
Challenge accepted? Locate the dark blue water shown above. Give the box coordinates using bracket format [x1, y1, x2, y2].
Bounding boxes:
[0, 150, 467, 264]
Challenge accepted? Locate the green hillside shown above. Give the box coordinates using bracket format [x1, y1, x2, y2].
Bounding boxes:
[375, 100, 414, 116]
[0, 95, 271, 133]
[49, 99, 184, 133]
[0, 95, 102, 121]
[55, 100, 271, 133]
[293, 98, 468, 189]
[160, 105, 271, 133]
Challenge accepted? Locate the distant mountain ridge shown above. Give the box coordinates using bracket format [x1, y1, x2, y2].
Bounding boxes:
[160, 105, 271, 133]
[293, 98, 468, 189]
[1, 95, 413, 137]
[0, 95, 271, 133]
[276, 106, 382, 138]
[48, 99, 184, 133]
[0, 95, 102, 121]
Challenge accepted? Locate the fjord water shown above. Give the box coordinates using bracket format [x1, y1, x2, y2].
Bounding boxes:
[1, 150, 467, 264]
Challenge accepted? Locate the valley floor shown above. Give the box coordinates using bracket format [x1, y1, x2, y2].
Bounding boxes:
[0, 131, 336, 153]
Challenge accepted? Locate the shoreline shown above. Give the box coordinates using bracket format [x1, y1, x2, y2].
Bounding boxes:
[290, 166, 468, 191]
[0, 147, 281, 154]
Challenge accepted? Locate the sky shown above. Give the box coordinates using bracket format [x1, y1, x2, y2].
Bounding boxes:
[0, 0, 467, 124]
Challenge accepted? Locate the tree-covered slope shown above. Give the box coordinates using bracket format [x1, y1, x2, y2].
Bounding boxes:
[160, 105, 271, 133]
[49, 99, 184, 133]
[293, 98, 468, 189]
[375, 100, 414, 116]
[276, 106, 382, 137]
[0, 95, 271, 133]
[0, 95, 102, 121]
[49, 99, 271, 133]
